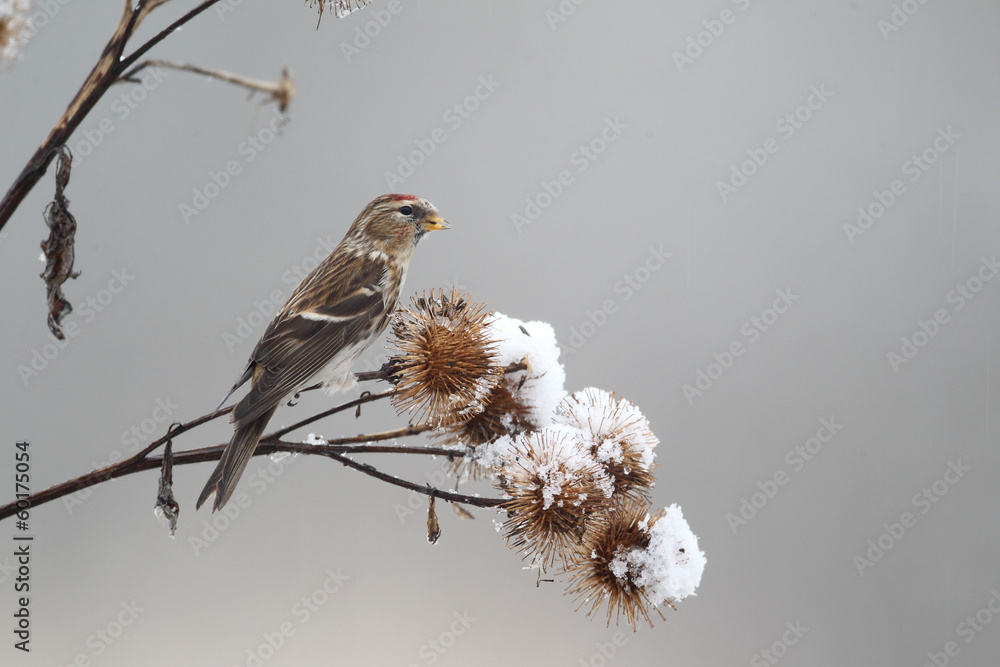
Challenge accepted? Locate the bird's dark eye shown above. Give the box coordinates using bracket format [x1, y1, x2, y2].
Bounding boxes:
[399, 206, 413, 216]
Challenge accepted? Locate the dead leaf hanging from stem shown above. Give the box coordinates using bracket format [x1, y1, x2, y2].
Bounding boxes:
[40, 146, 80, 340]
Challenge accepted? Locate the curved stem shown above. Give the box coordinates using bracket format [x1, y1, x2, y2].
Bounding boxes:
[308, 448, 502, 508]
[272, 389, 394, 438]
[0, 400, 496, 520]
[118, 0, 226, 73]
[0, 360, 528, 519]
[0, 0, 225, 232]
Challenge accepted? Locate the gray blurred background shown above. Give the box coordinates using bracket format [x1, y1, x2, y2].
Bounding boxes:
[2, 1, 999, 665]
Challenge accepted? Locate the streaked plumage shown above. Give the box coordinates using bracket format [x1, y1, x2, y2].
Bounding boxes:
[197, 194, 448, 511]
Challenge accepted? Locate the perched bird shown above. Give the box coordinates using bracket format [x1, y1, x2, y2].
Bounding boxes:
[197, 194, 449, 511]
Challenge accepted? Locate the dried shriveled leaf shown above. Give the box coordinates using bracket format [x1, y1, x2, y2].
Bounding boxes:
[40, 146, 81, 340]
[154, 438, 180, 538]
[427, 495, 441, 544]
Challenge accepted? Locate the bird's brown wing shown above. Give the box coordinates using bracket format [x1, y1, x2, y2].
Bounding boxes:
[232, 251, 394, 426]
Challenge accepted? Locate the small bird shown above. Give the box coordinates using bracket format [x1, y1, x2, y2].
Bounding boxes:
[197, 194, 449, 511]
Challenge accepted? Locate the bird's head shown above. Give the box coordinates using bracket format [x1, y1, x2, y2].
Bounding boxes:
[351, 194, 449, 258]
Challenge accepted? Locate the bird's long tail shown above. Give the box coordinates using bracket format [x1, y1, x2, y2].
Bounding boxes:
[196, 405, 277, 512]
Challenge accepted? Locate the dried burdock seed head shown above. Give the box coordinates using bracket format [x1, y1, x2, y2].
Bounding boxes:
[446, 377, 533, 446]
[495, 427, 615, 570]
[555, 388, 657, 503]
[440, 379, 535, 480]
[439, 313, 569, 476]
[566, 500, 705, 630]
[389, 288, 502, 428]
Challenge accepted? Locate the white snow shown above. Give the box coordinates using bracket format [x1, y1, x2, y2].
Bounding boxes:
[447, 374, 497, 420]
[555, 387, 657, 471]
[612, 504, 705, 606]
[472, 434, 517, 469]
[595, 437, 624, 465]
[490, 425, 612, 510]
[526, 430, 584, 509]
[489, 313, 567, 428]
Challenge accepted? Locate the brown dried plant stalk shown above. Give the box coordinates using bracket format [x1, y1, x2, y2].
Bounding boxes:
[0, 0, 227, 232]
[0, 0, 355, 333]
[0, 385, 503, 523]
[119, 61, 296, 113]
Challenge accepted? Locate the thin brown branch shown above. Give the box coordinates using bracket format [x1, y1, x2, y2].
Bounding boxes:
[0, 396, 497, 520]
[170, 433, 502, 508]
[153, 426, 449, 464]
[1, 374, 393, 521]
[269, 423, 437, 446]
[118, 61, 295, 112]
[116, 0, 232, 74]
[136, 404, 233, 461]
[354, 361, 397, 384]
[0, 403, 234, 520]
[288, 445, 502, 508]
[272, 388, 394, 437]
[0, 0, 226, 232]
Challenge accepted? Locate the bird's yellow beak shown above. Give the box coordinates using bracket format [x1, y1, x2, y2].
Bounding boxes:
[420, 214, 450, 232]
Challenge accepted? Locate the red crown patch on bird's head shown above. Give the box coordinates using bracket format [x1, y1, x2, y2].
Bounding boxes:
[389, 194, 420, 202]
